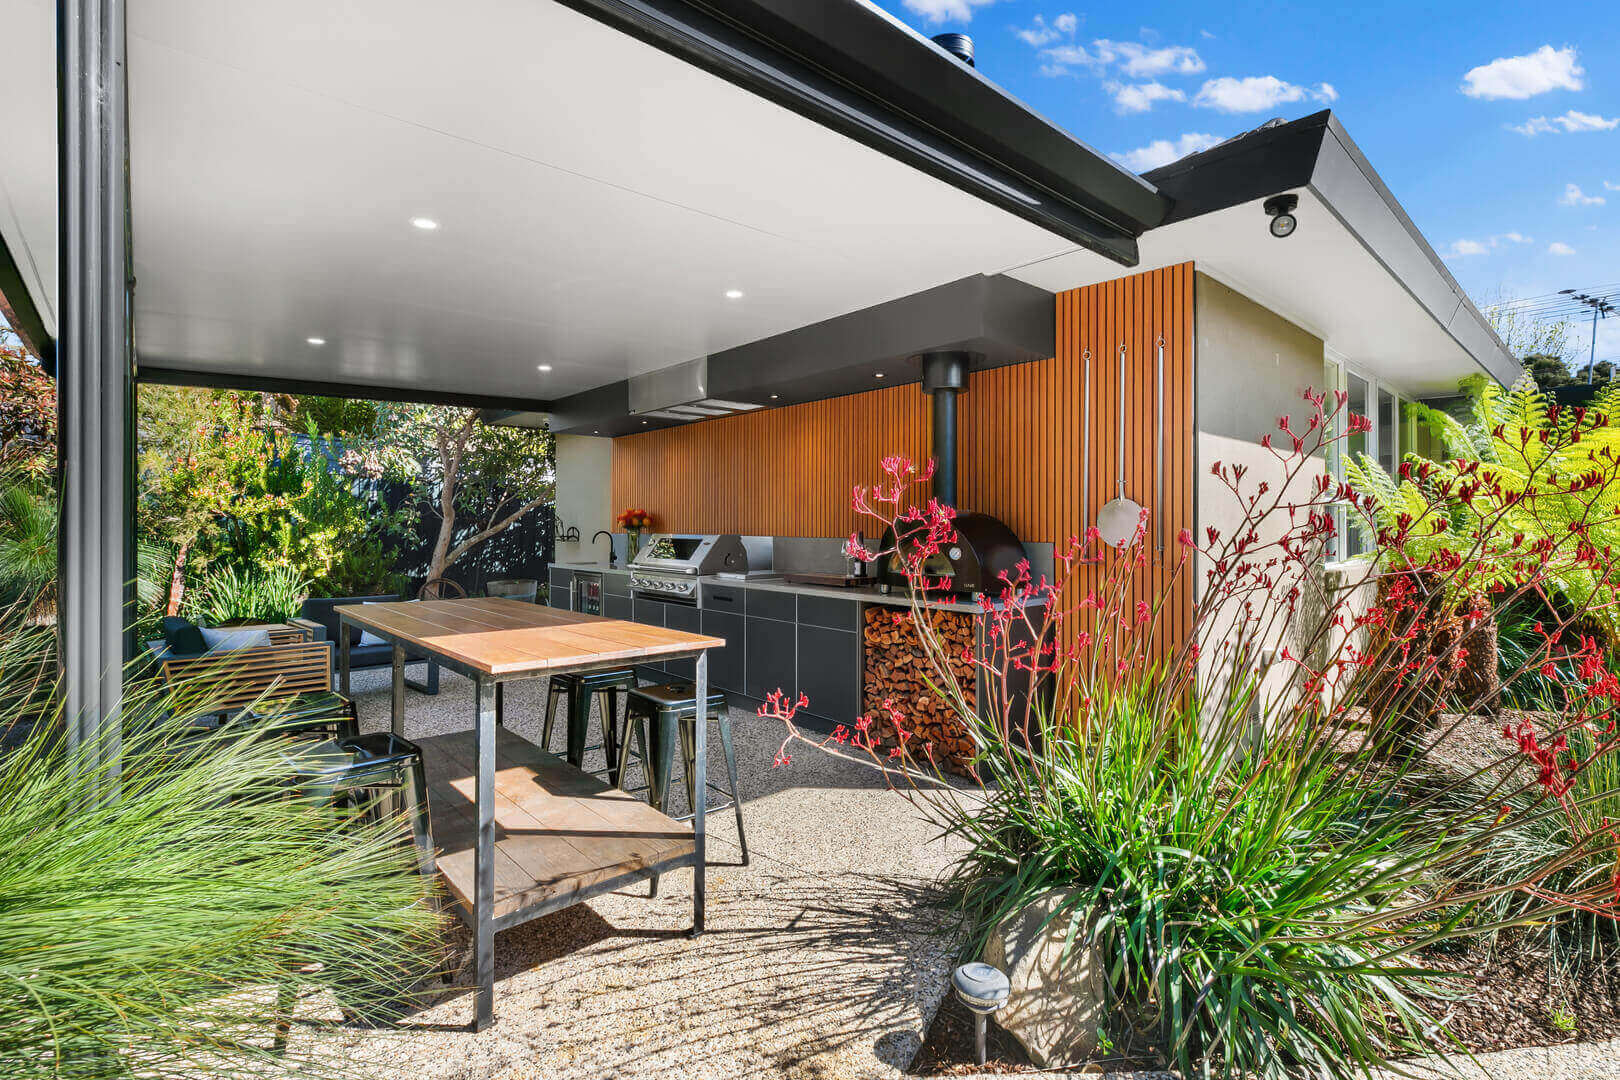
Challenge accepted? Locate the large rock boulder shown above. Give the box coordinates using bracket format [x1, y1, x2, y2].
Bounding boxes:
[980, 891, 1106, 1067]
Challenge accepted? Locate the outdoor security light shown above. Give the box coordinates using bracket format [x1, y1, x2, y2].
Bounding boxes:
[1264, 194, 1299, 238]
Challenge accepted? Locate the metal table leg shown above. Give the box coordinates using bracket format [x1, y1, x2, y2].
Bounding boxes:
[691, 651, 707, 937]
[473, 677, 497, 1031]
[391, 644, 406, 737]
[339, 621, 351, 697]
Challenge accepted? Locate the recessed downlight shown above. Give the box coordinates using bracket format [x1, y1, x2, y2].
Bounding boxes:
[770, 394, 779, 399]
[874, 372, 885, 379]
[724, 289, 744, 300]
[306, 337, 326, 346]
[410, 217, 439, 231]
[537, 364, 553, 372]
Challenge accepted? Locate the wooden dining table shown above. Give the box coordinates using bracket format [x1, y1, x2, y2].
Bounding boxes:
[336, 597, 725, 1031]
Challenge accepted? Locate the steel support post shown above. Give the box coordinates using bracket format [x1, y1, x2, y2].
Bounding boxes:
[57, 0, 134, 767]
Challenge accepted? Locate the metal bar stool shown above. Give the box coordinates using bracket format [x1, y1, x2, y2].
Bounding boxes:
[541, 669, 637, 785]
[284, 732, 436, 885]
[618, 681, 748, 866]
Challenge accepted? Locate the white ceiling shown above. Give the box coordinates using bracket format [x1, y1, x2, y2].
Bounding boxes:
[0, 0, 1080, 401]
[1004, 189, 1490, 396]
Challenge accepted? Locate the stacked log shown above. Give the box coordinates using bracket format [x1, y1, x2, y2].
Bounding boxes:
[862, 606, 978, 774]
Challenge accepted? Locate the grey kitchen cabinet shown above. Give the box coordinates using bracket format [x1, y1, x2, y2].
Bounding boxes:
[700, 608, 745, 694]
[700, 582, 745, 614]
[797, 593, 859, 631]
[746, 588, 796, 623]
[603, 592, 631, 621]
[744, 615, 796, 703]
[547, 568, 573, 610]
[796, 624, 859, 722]
[632, 595, 666, 676]
[663, 604, 703, 682]
[603, 571, 631, 598]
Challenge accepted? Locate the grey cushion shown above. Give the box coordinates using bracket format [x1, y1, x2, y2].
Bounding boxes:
[200, 627, 273, 653]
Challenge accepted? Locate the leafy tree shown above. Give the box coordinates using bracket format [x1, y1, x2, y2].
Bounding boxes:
[1347, 374, 1620, 634]
[0, 326, 54, 478]
[137, 387, 405, 609]
[369, 405, 554, 586]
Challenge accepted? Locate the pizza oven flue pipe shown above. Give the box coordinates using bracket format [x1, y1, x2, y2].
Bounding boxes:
[919, 351, 974, 508]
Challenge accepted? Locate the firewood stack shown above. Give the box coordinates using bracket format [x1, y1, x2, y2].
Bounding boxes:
[862, 606, 979, 774]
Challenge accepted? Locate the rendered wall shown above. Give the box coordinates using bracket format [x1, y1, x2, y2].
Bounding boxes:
[553, 435, 613, 566]
[1193, 273, 1329, 714]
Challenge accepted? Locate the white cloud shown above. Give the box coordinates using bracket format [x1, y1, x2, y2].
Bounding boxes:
[1091, 40, 1205, 77]
[1510, 109, 1620, 135]
[1191, 76, 1338, 113]
[1461, 45, 1583, 100]
[1606, 181, 1620, 191]
[1561, 183, 1606, 206]
[900, 0, 998, 24]
[1014, 12, 1077, 47]
[1039, 43, 1095, 69]
[1110, 132, 1223, 172]
[1442, 233, 1534, 259]
[1548, 241, 1577, 256]
[1105, 80, 1186, 113]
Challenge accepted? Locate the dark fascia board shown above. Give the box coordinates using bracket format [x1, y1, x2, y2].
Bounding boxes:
[1144, 112, 1328, 224]
[138, 365, 554, 413]
[688, 0, 1168, 233]
[544, 274, 1053, 435]
[551, 0, 1153, 264]
[0, 234, 55, 371]
[1146, 110, 1519, 388]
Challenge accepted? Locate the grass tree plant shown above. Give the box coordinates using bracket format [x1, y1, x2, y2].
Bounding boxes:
[766, 389, 1620, 1079]
[0, 587, 445, 1078]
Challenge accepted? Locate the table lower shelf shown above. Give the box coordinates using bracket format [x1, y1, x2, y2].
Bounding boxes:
[419, 729, 696, 926]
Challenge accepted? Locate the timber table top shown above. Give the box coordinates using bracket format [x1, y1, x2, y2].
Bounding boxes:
[340, 597, 725, 677]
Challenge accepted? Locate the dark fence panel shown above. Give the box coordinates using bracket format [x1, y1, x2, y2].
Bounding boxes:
[375, 479, 555, 598]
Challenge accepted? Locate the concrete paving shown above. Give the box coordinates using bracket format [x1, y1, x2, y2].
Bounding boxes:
[320, 665, 968, 1080]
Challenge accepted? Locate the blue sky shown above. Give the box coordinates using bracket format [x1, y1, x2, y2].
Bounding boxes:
[874, 0, 1620, 368]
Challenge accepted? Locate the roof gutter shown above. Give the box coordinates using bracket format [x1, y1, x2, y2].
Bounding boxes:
[550, 0, 1162, 264]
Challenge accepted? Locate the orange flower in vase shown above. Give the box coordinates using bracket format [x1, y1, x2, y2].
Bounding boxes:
[615, 508, 655, 560]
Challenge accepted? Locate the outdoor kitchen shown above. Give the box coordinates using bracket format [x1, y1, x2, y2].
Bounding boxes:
[547, 349, 1057, 758]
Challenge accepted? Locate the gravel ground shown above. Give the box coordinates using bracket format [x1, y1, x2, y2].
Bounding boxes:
[297, 665, 970, 1080]
[288, 670, 1620, 1080]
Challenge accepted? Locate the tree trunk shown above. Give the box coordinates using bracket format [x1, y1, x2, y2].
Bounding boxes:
[426, 497, 456, 586]
[165, 538, 192, 617]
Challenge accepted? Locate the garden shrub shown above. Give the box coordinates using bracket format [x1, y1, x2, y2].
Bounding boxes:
[768, 392, 1620, 1079]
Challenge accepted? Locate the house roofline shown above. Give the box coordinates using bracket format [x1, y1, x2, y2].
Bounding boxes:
[1146, 110, 1519, 388]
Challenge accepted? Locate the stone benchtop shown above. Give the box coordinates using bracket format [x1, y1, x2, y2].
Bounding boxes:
[550, 562, 1045, 614]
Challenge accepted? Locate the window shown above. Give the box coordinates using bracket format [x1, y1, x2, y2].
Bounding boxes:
[1323, 354, 1403, 562]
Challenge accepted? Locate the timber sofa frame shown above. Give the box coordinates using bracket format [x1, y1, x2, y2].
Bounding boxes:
[153, 625, 355, 728]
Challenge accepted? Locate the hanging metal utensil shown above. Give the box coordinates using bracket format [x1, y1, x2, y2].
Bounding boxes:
[1156, 336, 1165, 553]
[1096, 343, 1143, 547]
[1081, 347, 1091, 542]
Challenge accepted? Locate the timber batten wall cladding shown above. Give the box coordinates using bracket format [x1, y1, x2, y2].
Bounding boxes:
[610, 263, 1197, 651]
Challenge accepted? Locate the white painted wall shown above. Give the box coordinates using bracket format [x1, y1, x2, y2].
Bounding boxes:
[553, 435, 614, 566]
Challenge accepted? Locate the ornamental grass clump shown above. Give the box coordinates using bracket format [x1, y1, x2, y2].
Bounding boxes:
[0, 588, 445, 1079]
[765, 390, 1620, 1079]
